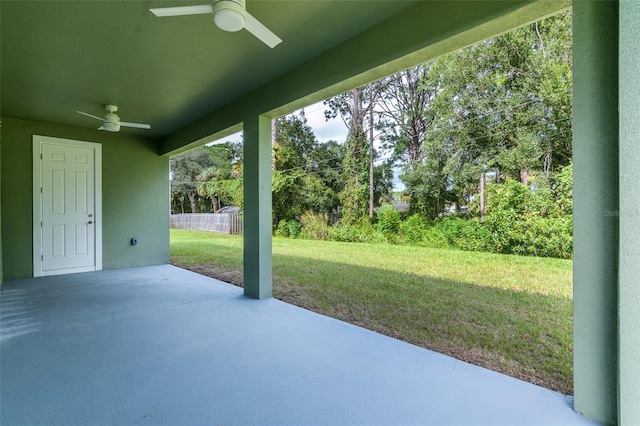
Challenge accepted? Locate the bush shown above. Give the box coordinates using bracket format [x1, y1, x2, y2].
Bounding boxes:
[483, 213, 572, 259]
[399, 214, 428, 244]
[376, 205, 402, 243]
[274, 219, 301, 238]
[329, 217, 386, 243]
[454, 220, 491, 252]
[288, 220, 301, 238]
[274, 220, 290, 237]
[299, 212, 330, 241]
[427, 217, 490, 252]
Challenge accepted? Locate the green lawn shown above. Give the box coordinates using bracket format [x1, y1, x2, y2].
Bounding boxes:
[170, 229, 574, 394]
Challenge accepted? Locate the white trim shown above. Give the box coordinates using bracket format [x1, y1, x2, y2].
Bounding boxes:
[32, 136, 102, 277]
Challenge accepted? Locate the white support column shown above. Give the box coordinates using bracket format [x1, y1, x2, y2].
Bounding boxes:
[242, 114, 273, 299]
[618, 0, 640, 422]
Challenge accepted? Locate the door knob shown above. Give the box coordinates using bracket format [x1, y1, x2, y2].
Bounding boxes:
[88, 221, 93, 224]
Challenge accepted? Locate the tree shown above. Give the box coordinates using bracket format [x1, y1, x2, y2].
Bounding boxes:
[324, 84, 391, 223]
[272, 112, 340, 224]
[426, 12, 573, 215]
[170, 146, 214, 213]
[377, 64, 453, 218]
[196, 142, 243, 212]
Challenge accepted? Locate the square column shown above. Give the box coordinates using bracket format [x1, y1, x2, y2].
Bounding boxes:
[242, 115, 273, 299]
[572, 1, 619, 423]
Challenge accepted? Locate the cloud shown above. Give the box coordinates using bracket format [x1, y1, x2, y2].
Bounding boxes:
[301, 102, 348, 143]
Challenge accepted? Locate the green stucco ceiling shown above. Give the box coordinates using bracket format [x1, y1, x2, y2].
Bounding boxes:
[1, 0, 417, 138]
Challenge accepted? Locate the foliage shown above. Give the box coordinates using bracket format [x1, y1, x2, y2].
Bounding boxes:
[299, 211, 330, 241]
[274, 219, 301, 238]
[376, 204, 401, 242]
[550, 162, 573, 215]
[287, 220, 302, 238]
[272, 112, 342, 224]
[385, 12, 573, 219]
[274, 220, 290, 238]
[398, 214, 428, 244]
[195, 142, 243, 212]
[325, 85, 393, 223]
[170, 146, 215, 213]
[329, 217, 385, 243]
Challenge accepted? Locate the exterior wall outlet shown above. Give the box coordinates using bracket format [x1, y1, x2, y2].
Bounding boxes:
[131, 238, 138, 245]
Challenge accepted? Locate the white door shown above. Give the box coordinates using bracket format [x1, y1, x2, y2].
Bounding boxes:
[33, 136, 102, 276]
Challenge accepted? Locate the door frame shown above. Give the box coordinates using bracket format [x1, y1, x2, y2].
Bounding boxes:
[32, 135, 102, 277]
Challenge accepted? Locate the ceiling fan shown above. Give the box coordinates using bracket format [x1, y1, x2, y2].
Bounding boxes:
[150, 0, 282, 48]
[76, 105, 151, 133]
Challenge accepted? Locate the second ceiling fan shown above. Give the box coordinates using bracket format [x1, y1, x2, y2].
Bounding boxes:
[150, 0, 282, 48]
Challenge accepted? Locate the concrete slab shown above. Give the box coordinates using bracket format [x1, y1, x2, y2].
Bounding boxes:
[1, 265, 598, 425]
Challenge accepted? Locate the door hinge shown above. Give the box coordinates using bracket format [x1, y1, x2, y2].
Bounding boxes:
[40, 153, 43, 160]
[40, 187, 43, 194]
[41, 254, 43, 261]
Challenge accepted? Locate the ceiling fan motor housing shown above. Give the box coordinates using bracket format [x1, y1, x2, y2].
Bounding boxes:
[102, 118, 120, 132]
[212, 0, 246, 32]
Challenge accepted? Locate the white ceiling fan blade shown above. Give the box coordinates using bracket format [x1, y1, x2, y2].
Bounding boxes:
[120, 121, 151, 129]
[244, 12, 282, 48]
[150, 5, 212, 17]
[77, 111, 104, 121]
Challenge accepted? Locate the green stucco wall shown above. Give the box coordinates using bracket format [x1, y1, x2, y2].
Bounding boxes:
[0, 117, 169, 280]
[618, 0, 640, 422]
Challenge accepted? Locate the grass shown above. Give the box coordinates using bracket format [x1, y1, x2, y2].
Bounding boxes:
[170, 229, 574, 395]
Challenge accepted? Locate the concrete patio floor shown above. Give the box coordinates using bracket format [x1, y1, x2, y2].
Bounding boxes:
[1, 265, 597, 425]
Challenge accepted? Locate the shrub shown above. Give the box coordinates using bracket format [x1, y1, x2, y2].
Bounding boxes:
[274, 220, 290, 237]
[329, 217, 385, 243]
[299, 211, 330, 241]
[287, 220, 301, 238]
[421, 226, 451, 249]
[454, 220, 491, 252]
[399, 214, 428, 244]
[482, 213, 572, 259]
[427, 217, 490, 252]
[376, 205, 402, 243]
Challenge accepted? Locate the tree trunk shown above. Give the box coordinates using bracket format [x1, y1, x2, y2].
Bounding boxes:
[479, 172, 486, 218]
[188, 192, 198, 213]
[521, 168, 529, 186]
[369, 85, 374, 218]
[271, 119, 277, 171]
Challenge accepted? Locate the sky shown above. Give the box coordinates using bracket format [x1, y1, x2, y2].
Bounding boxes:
[208, 101, 346, 144]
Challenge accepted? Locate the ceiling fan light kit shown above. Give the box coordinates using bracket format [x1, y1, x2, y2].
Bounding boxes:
[213, 0, 245, 32]
[150, 0, 282, 48]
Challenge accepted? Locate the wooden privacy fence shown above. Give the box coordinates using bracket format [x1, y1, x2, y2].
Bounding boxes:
[170, 213, 243, 235]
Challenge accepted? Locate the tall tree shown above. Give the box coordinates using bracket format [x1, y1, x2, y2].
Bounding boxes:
[377, 64, 452, 218]
[324, 84, 389, 224]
